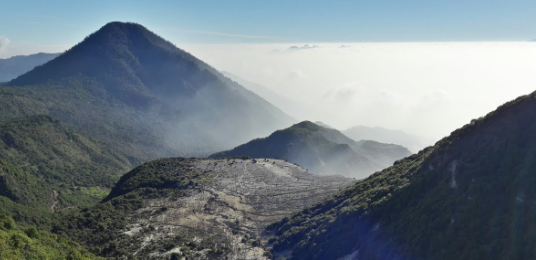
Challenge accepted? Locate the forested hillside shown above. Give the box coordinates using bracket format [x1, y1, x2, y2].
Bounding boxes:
[0, 214, 102, 260]
[5, 22, 293, 158]
[269, 91, 536, 260]
[0, 115, 131, 227]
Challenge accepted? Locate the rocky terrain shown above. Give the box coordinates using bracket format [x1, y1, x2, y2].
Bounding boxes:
[60, 157, 354, 259]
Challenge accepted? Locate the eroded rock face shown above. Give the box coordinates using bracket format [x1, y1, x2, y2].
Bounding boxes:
[69, 158, 354, 259]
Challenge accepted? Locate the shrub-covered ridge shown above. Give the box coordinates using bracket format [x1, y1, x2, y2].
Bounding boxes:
[0, 214, 103, 260]
[269, 91, 536, 260]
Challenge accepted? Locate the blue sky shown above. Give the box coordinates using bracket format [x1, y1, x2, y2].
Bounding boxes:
[1, 0, 535, 49]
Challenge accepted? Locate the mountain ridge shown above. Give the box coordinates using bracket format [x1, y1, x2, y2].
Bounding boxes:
[210, 121, 411, 178]
[344, 125, 432, 153]
[3, 22, 294, 158]
[268, 90, 536, 260]
[0, 53, 59, 82]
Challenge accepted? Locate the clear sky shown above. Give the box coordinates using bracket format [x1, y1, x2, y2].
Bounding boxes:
[1, 0, 536, 56]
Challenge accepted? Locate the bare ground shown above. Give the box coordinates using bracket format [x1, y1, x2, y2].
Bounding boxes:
[121, 158, 354, 259]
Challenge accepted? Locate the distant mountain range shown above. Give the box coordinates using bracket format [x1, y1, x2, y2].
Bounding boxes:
[220, 72, 433, 152]
[3, 22, 294, 159]
[344, 125, 433, 152]
[211, 121, 411, 178]
[269, 90, 536, 260]
[0, 53, 59, 82]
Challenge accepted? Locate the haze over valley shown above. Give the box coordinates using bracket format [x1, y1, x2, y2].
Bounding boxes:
[5, 42, 536, 146]
[2, 1, 536, 260]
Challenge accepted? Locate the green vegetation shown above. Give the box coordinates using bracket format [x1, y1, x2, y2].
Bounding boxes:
[0, 160, 54, 227]
[5, 20, 536, 260]
[0, 21, 292, 258]
[269, 91, 536, 260]
[0, 115, 130, 188]
[211, 121, 411, 178]
[55, 158, 212, 257]
[3, 21, 293, 158]
[0, 79, 178, 161]
[0, 214, 103, 260]
[0, 115, 131, 227]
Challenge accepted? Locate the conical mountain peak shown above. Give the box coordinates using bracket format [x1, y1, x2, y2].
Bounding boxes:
[9, 21, 198, 95]
[4, 22, 294, 157]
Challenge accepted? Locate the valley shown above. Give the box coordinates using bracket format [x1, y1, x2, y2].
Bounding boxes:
[0, 6, 534, 259]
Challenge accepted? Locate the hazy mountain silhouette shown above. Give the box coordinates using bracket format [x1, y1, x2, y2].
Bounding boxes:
[344, 125, 433, 152]
[314, 121, 333, 129]
[211, 121, 411, 178]
[221, 71, 308, 120]
[4, 22, 294, 158]
[270, 90, 536, 260]
[0, 53, 59, 82]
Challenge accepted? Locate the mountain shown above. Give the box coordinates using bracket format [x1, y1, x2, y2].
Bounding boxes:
[314, 121, 333, 129]
[344, 125, 433, 152]
[0, 214, 103, 260]
[221, 71, 307, 120]
[0, 115, 131, 226]
[268, 91, 536, 260]
[3, 22, 294, 159]
[0, 53, 59, 82]
[56, 157, 353, 259]
[210, 121, 411, 179]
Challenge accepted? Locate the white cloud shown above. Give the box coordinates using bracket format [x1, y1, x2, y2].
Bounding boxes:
[420, 90, 454, 104]
[270, 44, 321, 54]
[287, 44, 320, 51]
[324, 82, 366, 98]
[181, 42, 536, 140]
[288, 69, 306, 79]
[339, 44, 352, 49]
[0, 37, 10, 51]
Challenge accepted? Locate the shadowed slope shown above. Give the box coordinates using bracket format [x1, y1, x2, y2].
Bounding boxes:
[4, 22, 293, 158]
[0, 53, 59, 82]
[269, 91, 536, 260]
[211, 121, 411, 178]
